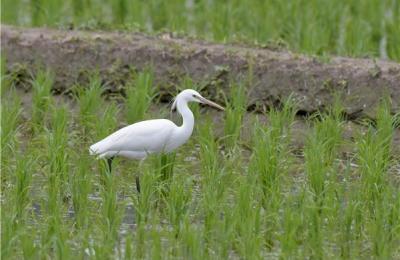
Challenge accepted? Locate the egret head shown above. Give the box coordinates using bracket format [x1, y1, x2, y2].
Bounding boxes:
[172, 89, 224, 112]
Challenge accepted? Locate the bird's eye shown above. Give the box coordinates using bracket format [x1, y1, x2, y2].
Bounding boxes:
[192, 94, 197, 98]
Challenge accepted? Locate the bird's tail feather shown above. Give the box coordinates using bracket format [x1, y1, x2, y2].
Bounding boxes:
[89, 143, 101, 156]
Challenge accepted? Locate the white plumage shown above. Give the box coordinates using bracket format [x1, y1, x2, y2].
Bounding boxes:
[90, 119, 175, 159]
[89, 89, 224, 160]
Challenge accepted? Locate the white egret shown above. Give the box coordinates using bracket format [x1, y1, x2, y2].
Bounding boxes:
[89, 89, 224, 192]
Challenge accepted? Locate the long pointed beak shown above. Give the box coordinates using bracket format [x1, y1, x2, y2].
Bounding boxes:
[198, 96, 225, 111]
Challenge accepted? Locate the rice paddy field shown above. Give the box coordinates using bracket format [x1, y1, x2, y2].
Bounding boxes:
[1, 1, 400, 259]
[1, 69, 400, 259]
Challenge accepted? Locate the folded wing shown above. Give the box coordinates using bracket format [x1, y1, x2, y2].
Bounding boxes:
[90, 119, 177, 157]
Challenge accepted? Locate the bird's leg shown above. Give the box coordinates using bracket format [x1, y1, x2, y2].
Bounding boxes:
[135, 176, 141, 194]
[135, 159, 145, 194]
[107, 157, 114, 173]
[100, 157, 114, 187]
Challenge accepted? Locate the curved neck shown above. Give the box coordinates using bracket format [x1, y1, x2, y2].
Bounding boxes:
[177, 98, 194, 135]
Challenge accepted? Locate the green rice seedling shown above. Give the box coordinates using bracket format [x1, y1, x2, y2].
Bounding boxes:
[40, 180, 69, 253]
[149, 216, 163, 259]
[34, 104, 71, 259]
[152, 152, 176, 195]
[1, 56, 14, 96]
[29, 0, 65, 26]
[47, 104, 70, 199]
[19, 228, 39, 259]
[375, 99, 396, 159]
[316, 98, 346, 249]
[211, 202, 235, 259]
[76, 74, 104, 136]
[250, 124, 281, 203]
[132, 165, 162, 259]
[362, 183, 399, 258]
[30, 0, 44, 26]
[268, 96, 298, 142]
[223, 82, 246, 150]
[315, 97, 344, 164]
[249, 98, 296, 206]
[45, 145, 63, 215]
[71, 0, 101, 27]
[1, 0, 19, 24]
[37, 141, 72, 258]
[178, 214, 204, 259]
[244, 98, 298, 253]
[183, 138, 235, 258]
[49, 104, 69, 157]
[124, 233, 134, 260]
[232, 180, 262, 259]
[112, 0, 128, 24]
[221, 141, 244, 195]
[132, 163, 159, 224]
[302, 100, 344, 257]
[304, 130, 329, 209]
[385, 188, 400, 256]
[326, 160, 361, 258]
[347, 189, 365, 257]
[304, 100, 344, 210]
[1, 200, 17, 259]
[1, 89, 22, 176]
[132, 219, 162, 259]
[197, 118, 228, 253]
[95, 101, 120, 140]
[71, 152, 92, 229]
[31, 70, 53, 131]
[164, 170, 192, 236]
[198, 118, 221, 184]
[249, 108, 295, 250]
[96, 165, 123, 259]
[386, 5, 400, 60]
[304, 200, 324, 259]
[208, 135, 243, 258]
[354, 100, 398, 257]
[365, 199, 389, 258]
[1, 152, 35, 259]
[356, 127, 389, 208]
[46, 0, 65, 26]
[339, 196, 362, 258]
[134, 222, 147, 259]
[38, 215, 71, 259]
[312, 99, 345, 236]
[279, 194, 305, 258]
[125, 69, 154, 124]
[97, 146, 124, 255]
[14, 153, 34, 220]
[356, 100, 394, 211]
[71, 0, 83, 24]
[1, 89, 21, 148]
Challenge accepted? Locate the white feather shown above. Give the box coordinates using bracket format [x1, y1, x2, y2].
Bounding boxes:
[90, 119, 176, 159]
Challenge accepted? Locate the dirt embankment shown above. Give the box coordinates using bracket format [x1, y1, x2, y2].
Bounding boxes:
[2, 25, 400, 119]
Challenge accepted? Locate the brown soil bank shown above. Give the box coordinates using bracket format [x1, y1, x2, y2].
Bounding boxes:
[2, 25, 400, 119]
